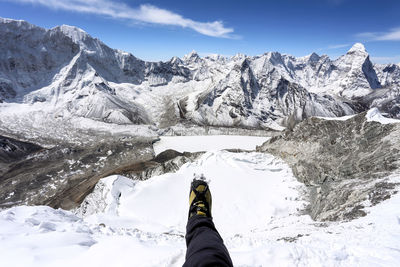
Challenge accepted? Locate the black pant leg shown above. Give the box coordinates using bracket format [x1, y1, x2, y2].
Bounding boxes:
[183, 215, 233, 267]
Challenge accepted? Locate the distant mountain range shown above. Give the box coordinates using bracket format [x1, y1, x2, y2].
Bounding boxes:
[1, 17, 399, 129]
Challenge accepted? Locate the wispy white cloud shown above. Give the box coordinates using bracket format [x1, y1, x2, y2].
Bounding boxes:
[356, 27, 400, 41]
[316, 43, 351, 53]
[326, 43, 351, 49]
[8, 0, 235, 38]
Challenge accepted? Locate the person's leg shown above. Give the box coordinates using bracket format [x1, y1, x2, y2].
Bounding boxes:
[184, 215, 233, 267]
[183, 178, 233, 267]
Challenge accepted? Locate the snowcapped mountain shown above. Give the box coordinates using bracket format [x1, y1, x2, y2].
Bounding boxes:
[1, 17, 399, 129]
[0, 18, 146, 124]
[1, 17, 400, 266]
[181, 60, 355, 128]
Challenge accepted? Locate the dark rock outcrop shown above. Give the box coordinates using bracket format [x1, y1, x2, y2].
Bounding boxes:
[257, 112, 400, 221]
[0, 135, 43, 179]
[117, 149, 203, 180]
[0, 135, 43, 163]
[0, 136, 155, 210]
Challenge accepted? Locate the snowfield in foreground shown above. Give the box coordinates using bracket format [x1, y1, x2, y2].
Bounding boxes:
[1, 138, 400, 266]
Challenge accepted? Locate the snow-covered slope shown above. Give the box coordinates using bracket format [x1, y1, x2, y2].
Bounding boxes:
[1, 148, 400, 266]
[184, 74, 354, 128]
[0, 18, 151, 124]
[366, 107, 400, 124]
[1, 17, 399, 131]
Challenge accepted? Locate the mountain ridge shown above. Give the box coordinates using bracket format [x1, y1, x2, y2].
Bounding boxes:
[0, 17, 399, 129]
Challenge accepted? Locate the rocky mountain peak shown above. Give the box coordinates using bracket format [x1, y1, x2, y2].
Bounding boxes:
[308, 52, 321, 62]
[232, 53, 246, 61]
[55, 24, 90, 44]
[204, 53, 227, 63]
[347, 43, 367, 55]
[183, 50, 200, 61]
[169, 56, 183, 65]
[0, 17, 39, 31]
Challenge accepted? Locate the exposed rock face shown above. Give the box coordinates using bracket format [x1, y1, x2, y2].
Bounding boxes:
[0, 136, 155, 210]
[257, 112, 400, 221]
[0, 135, 43, 179]
[0, 135, 43, 163]
[186, 75, 355, 128]
[375, 63, 400, 88]
[0, 78, 16, 101]
[0, 134, 203, 211]
[116, 149, 203, 180]
[363, 87, 400, 119]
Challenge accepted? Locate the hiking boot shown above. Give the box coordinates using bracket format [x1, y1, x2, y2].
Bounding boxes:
[188, 178, 212, 219]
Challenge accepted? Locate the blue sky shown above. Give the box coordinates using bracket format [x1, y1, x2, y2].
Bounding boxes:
[0, 0, 399, 63]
